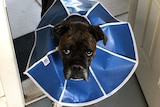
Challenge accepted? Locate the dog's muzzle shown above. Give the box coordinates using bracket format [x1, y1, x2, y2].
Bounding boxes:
[65, 65, 88, 81]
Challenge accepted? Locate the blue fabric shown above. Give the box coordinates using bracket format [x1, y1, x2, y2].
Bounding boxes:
[29, 27, 59, 66]
[87, 4, 119, 25]
[99, 24, 136, 60]
[25, 0, 138, 106]
[91, 48, 135, 93]
[38, 0, 68, 28]
[63, 0, 97, 15]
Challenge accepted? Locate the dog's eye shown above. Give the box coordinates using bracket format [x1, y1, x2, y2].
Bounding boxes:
[63, 49, 71, 55]
[86, 51, 93, 57]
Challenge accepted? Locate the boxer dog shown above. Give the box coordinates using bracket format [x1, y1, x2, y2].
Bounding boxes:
[41, 0, 107, 80]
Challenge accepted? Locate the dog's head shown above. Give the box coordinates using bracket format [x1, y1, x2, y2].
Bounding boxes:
[52, 16, 107, 80]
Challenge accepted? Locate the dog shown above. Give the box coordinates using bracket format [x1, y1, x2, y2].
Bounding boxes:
[41, 0, 107, 80]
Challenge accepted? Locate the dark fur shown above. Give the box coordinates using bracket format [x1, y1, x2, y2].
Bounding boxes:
[42, 0, 107, 80]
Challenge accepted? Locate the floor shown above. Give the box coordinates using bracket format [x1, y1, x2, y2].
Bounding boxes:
[6, 0, 148, 107]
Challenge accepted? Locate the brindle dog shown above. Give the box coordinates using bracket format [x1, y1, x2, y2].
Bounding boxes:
[42, 0, 107, 80]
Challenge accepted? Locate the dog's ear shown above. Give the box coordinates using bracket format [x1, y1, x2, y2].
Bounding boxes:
[88, 25, 107, 45]
[52, 21, 71, 38]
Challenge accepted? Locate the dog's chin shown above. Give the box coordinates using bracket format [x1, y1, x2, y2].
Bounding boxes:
[64, 68, 89, 81]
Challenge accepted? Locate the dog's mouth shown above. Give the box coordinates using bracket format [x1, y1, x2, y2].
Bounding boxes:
[64, 65, 89, 81]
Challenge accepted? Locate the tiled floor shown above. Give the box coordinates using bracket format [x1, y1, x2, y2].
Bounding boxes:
[91, 75, 148, 107]
[6, 0, 41, 39]
[6, 0, 148, 107]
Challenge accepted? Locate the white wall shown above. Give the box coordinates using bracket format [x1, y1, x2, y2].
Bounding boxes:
[0, 0, 25, 106]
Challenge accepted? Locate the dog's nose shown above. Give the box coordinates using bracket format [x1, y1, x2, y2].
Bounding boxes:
[67, 65, 88, 80]
[71, 65, 83, 72]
